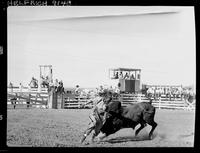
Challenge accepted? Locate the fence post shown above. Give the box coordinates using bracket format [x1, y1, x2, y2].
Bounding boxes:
[138, 94, 142, 102]
[27, 94, 31, 109]
[78, 95, 82, 108]
[15, 93, 18, 107]
[67, 97, 70, 108]
[159, 97, 161, 109]
[57, 93, 64, 109]
[11, 86, 13, 93]
[119, 94, 123, 104]
[53, 92, 58, 109]
[62, 94, 65, 109]
[38, 84, 41, 92]
[47, 90, 53, 109]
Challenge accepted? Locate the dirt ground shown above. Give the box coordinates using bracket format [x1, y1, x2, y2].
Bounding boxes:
[7, 108, 195, 147]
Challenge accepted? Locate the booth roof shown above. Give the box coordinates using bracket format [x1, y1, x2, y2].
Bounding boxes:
[109, 68, 141, 71]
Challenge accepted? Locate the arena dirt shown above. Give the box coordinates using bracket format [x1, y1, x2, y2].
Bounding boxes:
[7, 108, 195, 147]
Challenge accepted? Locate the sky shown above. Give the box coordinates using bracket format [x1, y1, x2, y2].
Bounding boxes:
[7, 6, 196, 88]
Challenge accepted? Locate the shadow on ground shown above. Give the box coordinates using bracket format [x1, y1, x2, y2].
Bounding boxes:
[102, 133, 157, 144]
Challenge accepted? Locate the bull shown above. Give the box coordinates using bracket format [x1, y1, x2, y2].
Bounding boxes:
[97, 99, 157, 142]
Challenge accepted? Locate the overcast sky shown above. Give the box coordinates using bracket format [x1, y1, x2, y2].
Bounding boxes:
[7, 6, 195, 88]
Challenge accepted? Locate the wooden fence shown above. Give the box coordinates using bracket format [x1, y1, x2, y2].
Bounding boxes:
[7, 91, 48, 109]
[7, 86, 48, 93]
[64, 94, 195, 110]
[7, 87, 195, 110]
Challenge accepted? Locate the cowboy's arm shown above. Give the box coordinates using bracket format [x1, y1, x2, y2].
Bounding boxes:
[86, 99, 94, 105]
[80, 99, 93, 108]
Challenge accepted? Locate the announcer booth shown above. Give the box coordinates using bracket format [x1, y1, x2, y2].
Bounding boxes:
[109, 68, 141, 93]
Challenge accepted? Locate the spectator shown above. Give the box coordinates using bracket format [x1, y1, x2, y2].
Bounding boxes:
[98, 85, 104, 93]
[164, 87, 166, 95]
[48, 80, 54, 93]
[56, 80, 65, 94]
[177, 87, 182, 98]
[59, 80, 63, 86]
[119, 71, 123, 79]
[124, 72, 129, 79]
[161, 88, 164, 95]
[75, 85, 81, 96]
[54, 79, 59, 88]
[26, 82, 30, 91]
[29, 77, 38, 88]
[33, 77, 38, 87]
[155, 88, 161, 99]
[49, 80, 54, 87]
[114, 86, 120, 94]
[188, 89, 194, 103]
[109, 86, 114, 92]
[40, 76, 45, 88]
[46, 76, 49, 82]
[130, 74, 135, 80]
[19, 83, 23, 92]
[137, 73, 140, 80]
[9, 82, 13, 93]
[147, 87, 154, 99]
[114, 72, 119, 79]
[166, 88, 170, 98]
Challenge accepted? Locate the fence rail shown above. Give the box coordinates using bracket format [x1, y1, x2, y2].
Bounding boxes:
[7, 91, 48, 109]
[64, 94, 195, 110]
[7, 89, 195, 110]
[7, 87, 48, 93]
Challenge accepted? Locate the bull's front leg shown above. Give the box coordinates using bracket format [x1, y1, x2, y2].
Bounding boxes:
[135, 122, 146, 137]
[148, 121, 157, 140]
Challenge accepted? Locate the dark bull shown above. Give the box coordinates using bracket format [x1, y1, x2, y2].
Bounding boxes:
[98, 100, 157, 141]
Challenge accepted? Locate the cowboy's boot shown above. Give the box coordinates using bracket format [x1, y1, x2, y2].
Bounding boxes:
[90, 131, 96, 143]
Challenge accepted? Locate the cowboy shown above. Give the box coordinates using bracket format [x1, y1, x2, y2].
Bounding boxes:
[80, 90, 112, 143]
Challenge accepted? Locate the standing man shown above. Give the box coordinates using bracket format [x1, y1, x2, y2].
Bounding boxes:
[9, 82, 13, 93]
[19, 83, 23, 92]
[119, 71, 123, 79]
[54, 79, 59, 91]
[75, 85, 81, 96]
